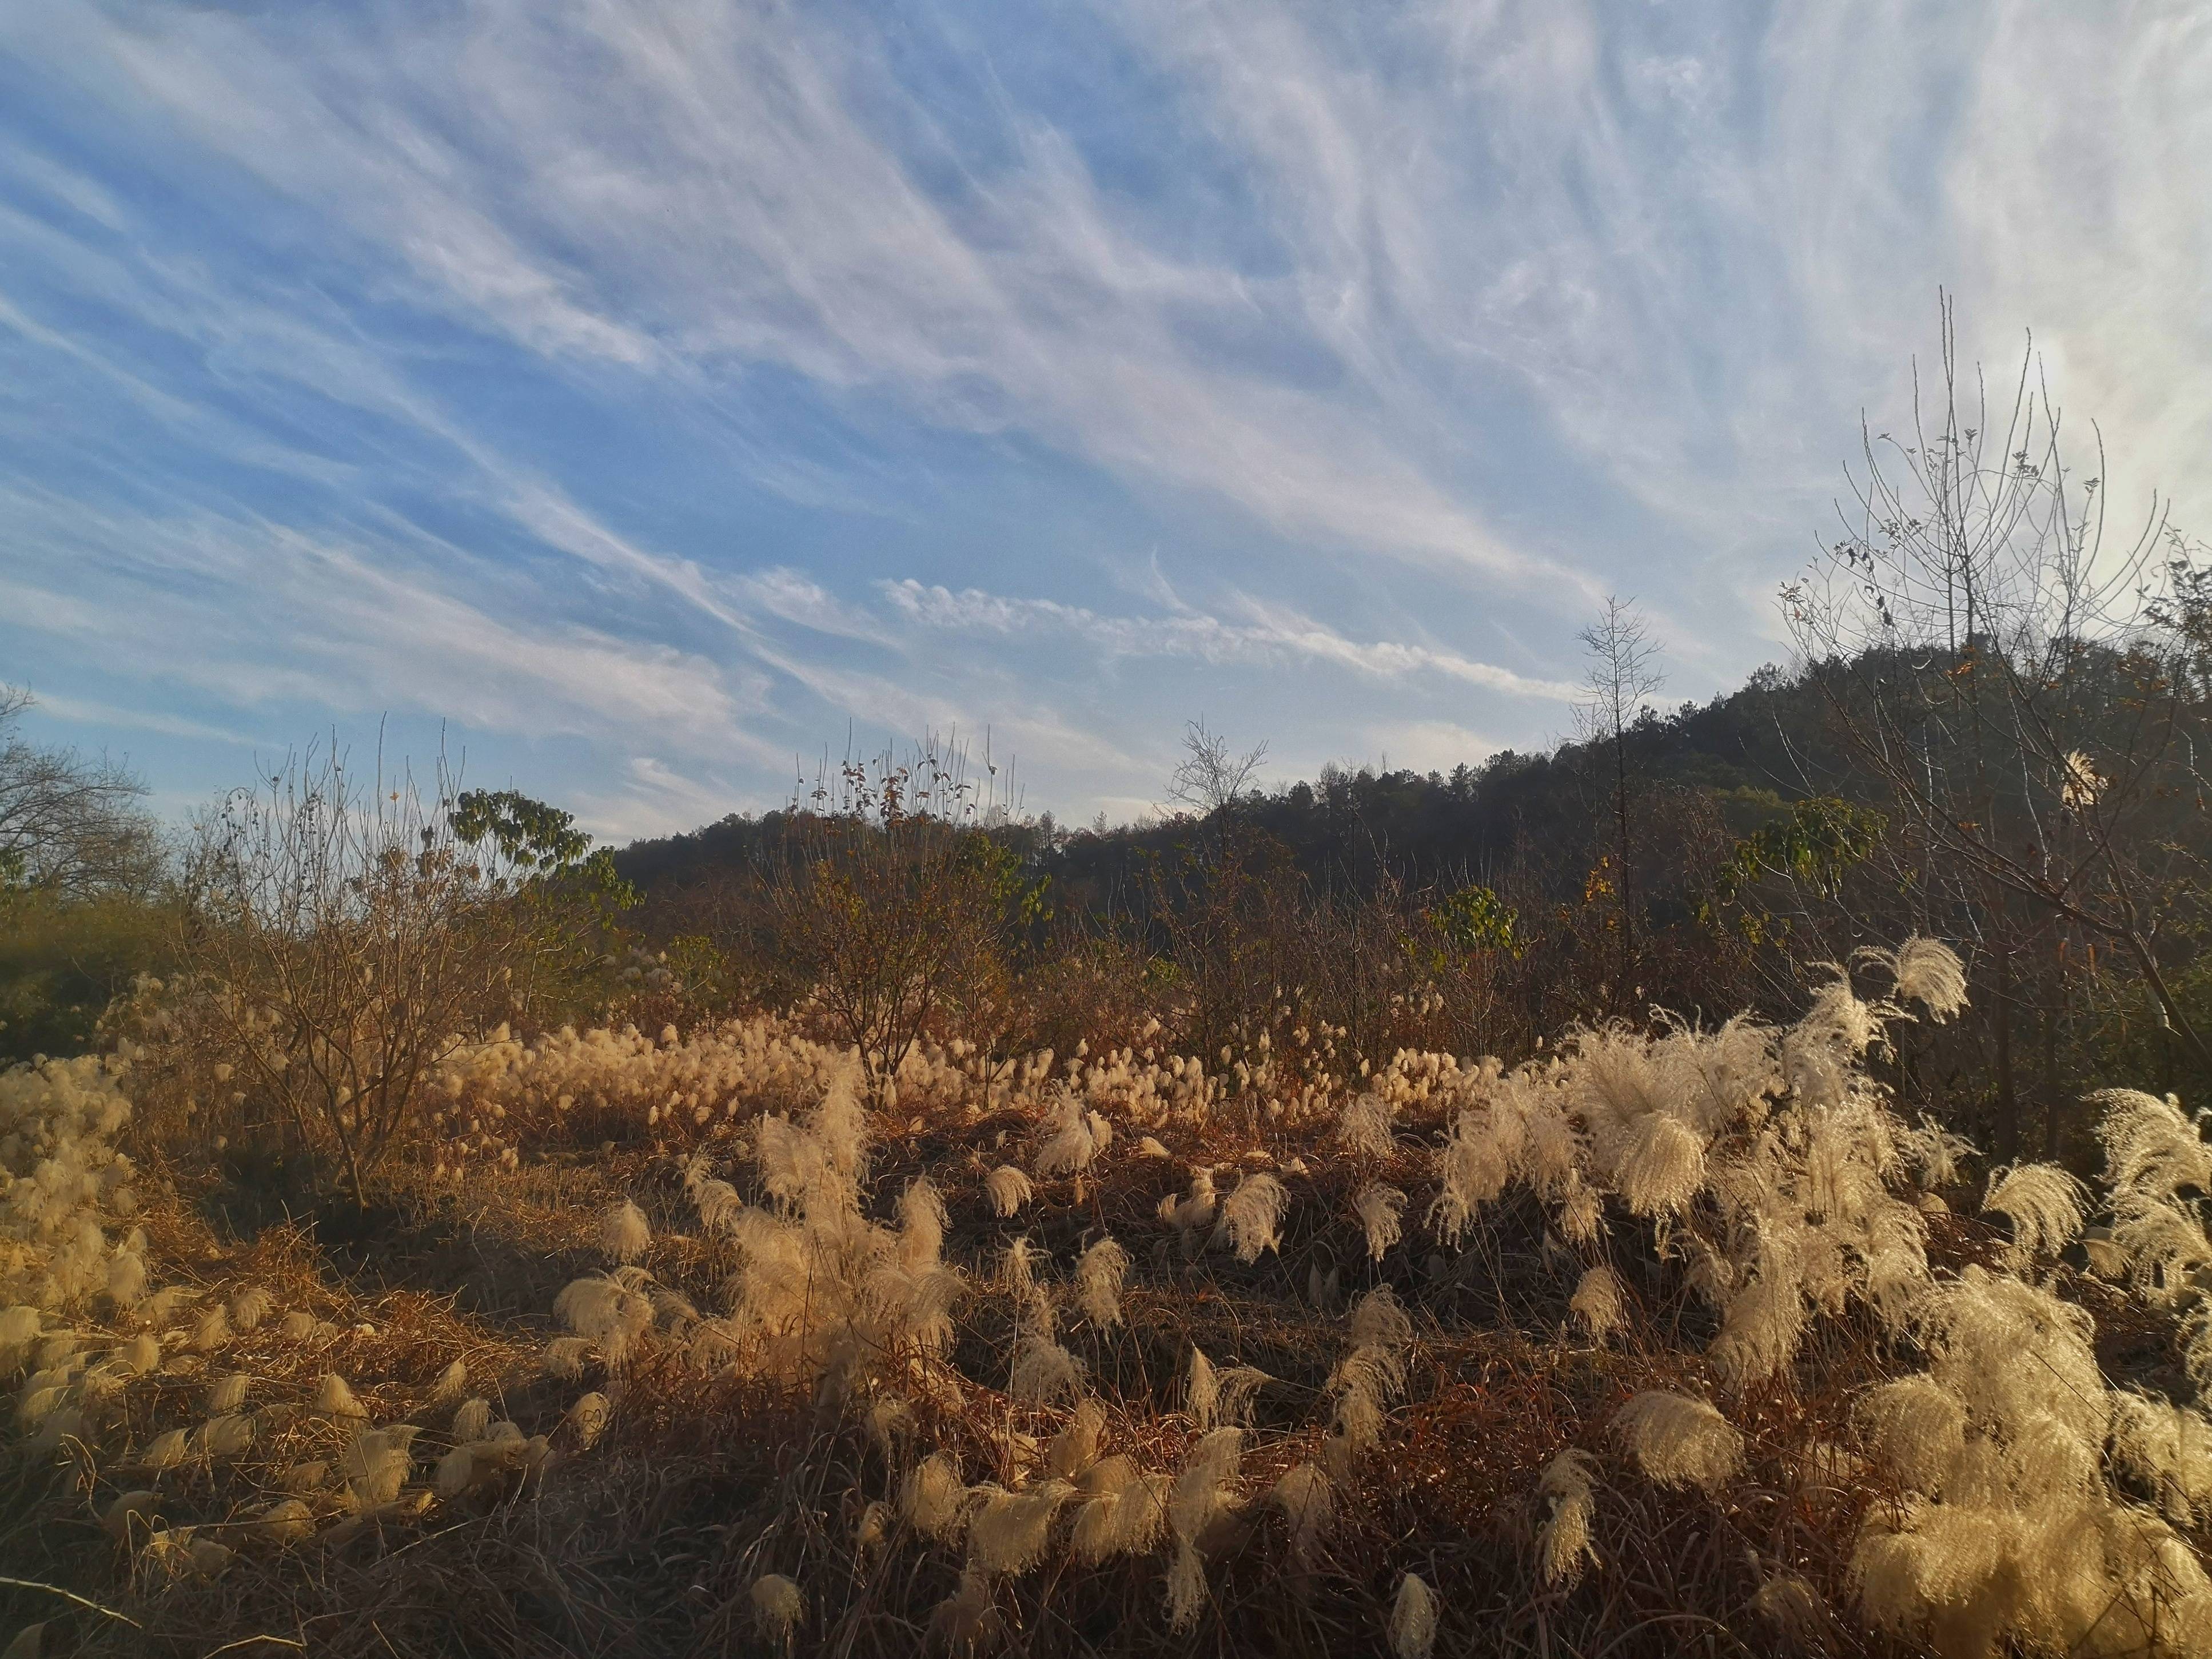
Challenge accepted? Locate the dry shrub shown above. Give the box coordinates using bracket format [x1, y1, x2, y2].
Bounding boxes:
[11, 936, 2212, 1658]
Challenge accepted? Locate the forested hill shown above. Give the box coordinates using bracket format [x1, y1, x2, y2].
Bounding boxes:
[613, 657, 1850, 910]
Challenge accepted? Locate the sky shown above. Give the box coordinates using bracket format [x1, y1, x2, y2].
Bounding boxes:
[1, 2, 2207, 840]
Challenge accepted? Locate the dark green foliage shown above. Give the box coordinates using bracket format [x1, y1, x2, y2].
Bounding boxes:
[1435, 884, 1522, 958]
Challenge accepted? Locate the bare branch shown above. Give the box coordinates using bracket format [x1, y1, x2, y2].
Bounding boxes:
[1167, 719, 1269, 816]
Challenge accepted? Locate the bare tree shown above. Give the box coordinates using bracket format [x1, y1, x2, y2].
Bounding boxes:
[170, 744, 528, 1207]
[1575, 598, 1666, 988]
[767, 742, 1021, 1100]
[0, 686, 161, 899]
[1785, 298, 2210, 1087]
[1167, 718, 1269, 816]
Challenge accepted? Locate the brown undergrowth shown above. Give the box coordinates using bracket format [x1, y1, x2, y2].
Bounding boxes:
[7, 946, 2212, 1658]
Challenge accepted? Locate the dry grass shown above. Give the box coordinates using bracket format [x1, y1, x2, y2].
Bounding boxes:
[9, 947, 2212, 1657]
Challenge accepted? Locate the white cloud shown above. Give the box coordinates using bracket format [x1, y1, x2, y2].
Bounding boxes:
[22, 691, 272, 751]
[1356, 720, 1504, 777]
[0, 487, 770, 762]
[567, 755, 748, 842]
[15, 2, 1581, 594]
[877, 579, 1581, 699]
[1, 0, 2207, 832]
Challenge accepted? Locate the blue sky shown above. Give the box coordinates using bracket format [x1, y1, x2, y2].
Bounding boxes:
[2, 2, 2207, 838]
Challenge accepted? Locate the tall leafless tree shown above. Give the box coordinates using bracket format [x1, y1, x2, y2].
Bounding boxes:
[1785, 297, 2211, 1092]
[0, 686, 161, 899]
[1575, 598, 1666, 992]
[1166, 718, 1269, 817]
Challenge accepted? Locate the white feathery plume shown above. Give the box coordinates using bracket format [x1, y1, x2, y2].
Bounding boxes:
[927, 1565, 1003, 1652]
[902, 1450, 971, 1542]
[1611, 1391, 1743, 1493]
[1220, 1173, 1289, 1264]
[1010, 1331, 1087, 1405]
[1558, 1179, 1604, 1247]
[1899, 1114, 1975, 1189]
[1536, 1449, 1599, 1585]
[966, 1479, 1075, 1574]
[2094, 1089, 2212, 1204]
[257, 1497, 315, 1542]
[452, 1397, 493, 1443]
[898, 1178, 947, 1272]
[431, 1358, 468, 1405]
[1751, 1574, 1827, 1640]
[1338, 1093, 1397, 1159]
[1706, 1230, 1808, 1391]
[1164, 1427, 1244, 1630]
[693, 1179, 746, 1235]
[229, 1285, 273, 1332]
[196, 1413, 254, 1460]
[140, 1427, 190, 1472]
[2107, 1391, 2212, 1525]
[1350, 1286, 1414, 1356]
[1389, 1572, 1438, 1659]
[118, 1336, 160, 1380]
[1046, 1398, 1107, 1479]
[1859, 937, 1968, 1023]
[105, 1253, 147, 1308]
[1612, 1112, 1706, 1218]
[1070, 1454, 1169, 1562]
[313, 1373, 367, 1419]
[1354, 1183, 1408, 1262]
[567, 1391, 610, 1449]
[1980, 1162, 2090, 1263]
[1568, 1265, 1627, 1343]
[984, 1165, 1033, 1218]
[2059, 750, 2105, 812]
[600, 1199, 652, 1266]
[1034, 1087, 1110, 1179]
[1158, 1169, 1219, 1238]
[341, 1426, 419, 1511]
[1075, 1237, 1129, 1328]
[1185, 1346, 1219, 1428]
[1271, 1462, 1334, 1568]
[103, 1488, 159, 1543]
[1856, 1375, 1967, 1492]
[1429, 1100, 1514, 1244]
[553, 1273, 655, 1368]
[1213, 1364, 1271, 1428]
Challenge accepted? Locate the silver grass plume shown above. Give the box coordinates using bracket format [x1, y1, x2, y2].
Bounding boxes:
[1354, 1183, 1408, 1262]
[1269, 1462, 1333, 1568]
[1611, 1391, 1743, 1492]
[1569, 1264, 1627, 1343]
[1536, 1449, 1599, 1585]
[1980, 1162, 2090, 1264]
[1075, 1236, 1129, 1328]
[1220, 1173, 1288, 1263]
[1388, 1572, 1438, 1659]
[600, 1199, 652, 1266]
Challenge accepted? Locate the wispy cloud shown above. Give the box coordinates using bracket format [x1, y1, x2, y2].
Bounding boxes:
[0, 1, 2204, 830]
[878, 580, 1581, 699]
[0, 486, 765, 761]
[24, 691, 273, 753]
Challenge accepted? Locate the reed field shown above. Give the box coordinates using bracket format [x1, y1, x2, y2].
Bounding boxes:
[6, 919, 2212, 1658]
